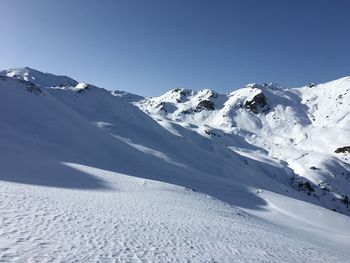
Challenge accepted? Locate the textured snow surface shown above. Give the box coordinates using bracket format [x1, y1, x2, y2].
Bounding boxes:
[1, 166, 349, 262]
[0, 68, 350, 262]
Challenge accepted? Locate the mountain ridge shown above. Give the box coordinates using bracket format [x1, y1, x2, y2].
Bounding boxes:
[1, 67, 349, 215]
[1, 67, 350, 261]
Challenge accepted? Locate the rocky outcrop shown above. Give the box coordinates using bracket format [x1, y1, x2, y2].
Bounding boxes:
[244, 93, 269, 114]
[196, 100, 215, 111]
[335, 146, 350, 154]
[26, 84, 42, 95]
[172, 88, 191, 103]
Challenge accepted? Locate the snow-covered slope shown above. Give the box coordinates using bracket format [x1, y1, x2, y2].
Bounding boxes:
[1, 69, 350, 262]
[0, 67, 78, 88]
[139, 79, 350, 215]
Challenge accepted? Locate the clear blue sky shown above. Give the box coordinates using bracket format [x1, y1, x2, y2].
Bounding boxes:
[1, 0, 349, 95]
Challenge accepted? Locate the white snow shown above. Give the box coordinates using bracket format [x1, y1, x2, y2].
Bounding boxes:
[139, 80, 350, 215]
[0, 69, 350, 262]
[0, 67, 78, 88]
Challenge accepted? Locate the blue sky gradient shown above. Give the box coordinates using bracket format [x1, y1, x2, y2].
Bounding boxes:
[1, 0, 349, 95]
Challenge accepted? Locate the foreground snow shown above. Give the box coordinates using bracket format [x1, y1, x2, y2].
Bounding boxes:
[0, 68, 350, 262]
[1, 164, 350, 262]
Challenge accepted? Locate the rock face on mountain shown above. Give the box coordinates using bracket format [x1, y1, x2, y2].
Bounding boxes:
[244, 91, 269, 114]
[335, 146, 350, 154]
[196, 100, 215, 111]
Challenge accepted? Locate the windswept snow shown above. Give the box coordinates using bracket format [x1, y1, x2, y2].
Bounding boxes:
[0, 69, 350, 262]
[0, 67, 78, 88]
[1, 166, 349, 262]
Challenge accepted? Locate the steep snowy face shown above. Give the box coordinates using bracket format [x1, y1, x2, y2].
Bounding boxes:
[139, 83, 293, 125]
[0, 67, 79, 88]
[297, 76, 350, 128]
[138, 88, 226, 116]
[111, 89, 144, 103]
[225, 83, 271, 115]
[138, 83, 291, 132]
[138, 79, 350, 215]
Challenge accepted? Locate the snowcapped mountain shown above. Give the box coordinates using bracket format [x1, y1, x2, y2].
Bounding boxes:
[0, 67, 78, 88]
[0, 67, 349, 262]
[139, 80, 350, 215]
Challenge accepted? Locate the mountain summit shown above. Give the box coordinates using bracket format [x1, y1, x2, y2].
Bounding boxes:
[0, 67, 79, 87]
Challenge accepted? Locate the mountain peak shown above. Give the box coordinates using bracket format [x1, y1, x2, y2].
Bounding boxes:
[0, 67, 78, 88]
[244, 82, 283, 90]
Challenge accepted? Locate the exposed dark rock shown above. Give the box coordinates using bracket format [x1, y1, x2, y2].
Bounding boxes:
[318, 182, 331, 192]
[310, 166, 321, 170]
[290, 177, 315, 194]
[307, 83, 316, 88]
[172, 88, 190, 96]
[196, 100, 215, 111]
[335, 146, 350, 154]
[26, 85, 42, 95]
[204, 129, 221, 137]
[244, 93, 269, 114]
[172, 88, 191, 103]
[180, 109, 192, 115]
[180, 90, 191, 97]
[157, 102, 167, 112]
[297, 181, 315, 192]
[21, 80, 42, 95]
